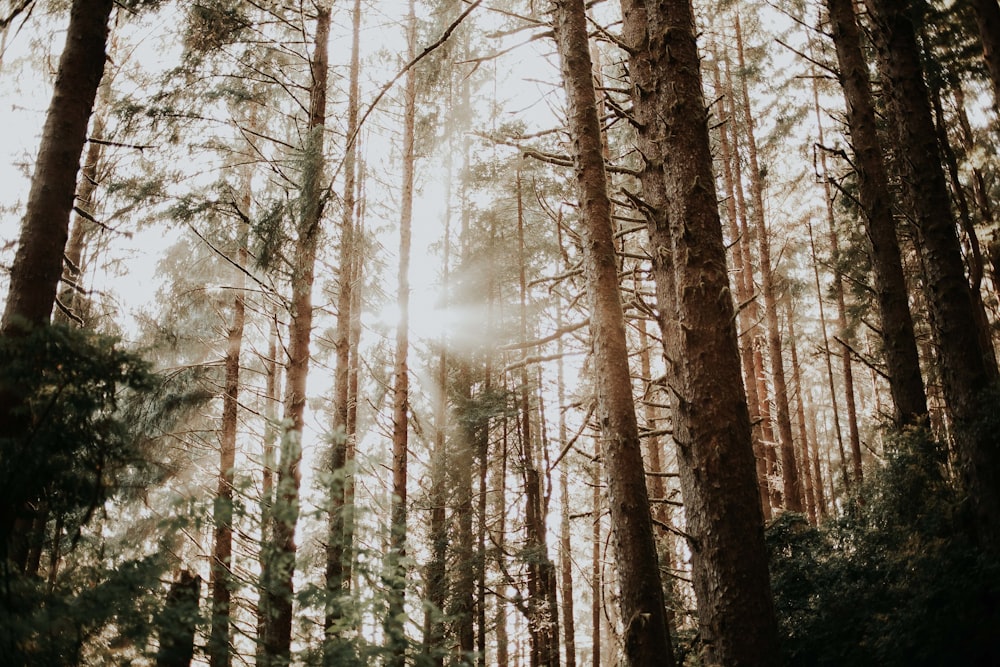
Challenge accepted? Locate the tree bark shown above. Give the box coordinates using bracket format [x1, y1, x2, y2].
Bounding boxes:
[865, 0, 1000, 541]
[551, 0, 675, 663]
[261, 6, 330, 664]
[324, 0, 362, 659]
[1, 0, 113, 333]
[385, 2, 416, 662]
[209, 148, 252, 667]
[619, 1, 781, 663]
[825, 0, 928, 427]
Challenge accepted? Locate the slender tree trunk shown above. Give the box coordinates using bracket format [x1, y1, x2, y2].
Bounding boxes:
[324, 0, 362, 659]
[260, 7, 330, 664]
[557, 325, 577, 667]
[787, 297, 817, 523]
[825, 0, 928, 427]
[552, 1, 675, 663]
[256, 312, 280, 660]
[810, 76, 864, 487]
[515, 171, 560, 667]
[734, 16, 802, 512]
[385, 2, 416, 662]
[710, 54, 771, 520]
[865, 0, 1000, 541]
[209, 149, 252, 667]
[590, 443, 601, 667]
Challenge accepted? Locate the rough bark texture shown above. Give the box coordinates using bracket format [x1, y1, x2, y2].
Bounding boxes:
[0, 0, 114, 571]
[261, 7, 330, 665]
[1, 0, 113, 333]
[620, 1, 780, 663]
[865, 0, 1000, 541]
[826, 0, 928, 427]
[552, 0, 675, 664]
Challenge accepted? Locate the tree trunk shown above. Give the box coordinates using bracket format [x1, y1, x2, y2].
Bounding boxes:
[209, 149, 251, 667]
[734, 16, 802, 512]
[260, 6, 330, 664]
[1, 0, 113, 334]
[385, 2, 416, 662]
[256, 311, 280, 664]
[787, 296, 817, 523]
[557, 326, 577, 667]
[710, 54, 772, 520]
[552, 1, 675, 663]
[825, 0, 928, 427]
[807, 218, 851, 494]
[809, 72, 864, 487]
[865, 0, 1000, 541]
[324, 0, 362, 660]
[515, 170, 560, 667]
[0, 0, 114, 569]
[620, 0, 781, 662]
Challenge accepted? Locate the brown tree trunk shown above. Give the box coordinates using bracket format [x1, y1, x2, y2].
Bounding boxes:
[557, 326, 577, 667]
[0, 0, 114, 568]
[515, 171, 560, 667]
[787, 296, 817, 523]
[865, 0, 1000, 541]
[825, 0, 928, 427]
[810, 74, 864, 487]
[324, 0, 362, 659]
[552, 0, 675, 663]
[734, 16, 802, 512]
[1, 0, 113, 334]
[710, 53, 772, 520]
[260, 6, 330, 664]
[620, 1, 780, 662]
[256, 311, 280, 664]
[385, 2, 416, 662]
[209, 152, 252, 667]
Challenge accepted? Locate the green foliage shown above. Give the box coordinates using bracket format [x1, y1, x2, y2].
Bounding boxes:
[768, 427, 1000, 666]
[0, 325, 155, 539]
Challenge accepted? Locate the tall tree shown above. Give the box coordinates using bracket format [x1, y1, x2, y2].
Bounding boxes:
[0, 0, 115, 569]
[969, 0, 1000, 109]
[324, 0, 363, 660]
[864, 0, 1000, 541]
[260, 5, 331, 664]
[619, 0, 781, 663]
[385, 1, 416, 663]
[734, 16, 802, 512]
[825, 0, 928, 427]
[551, 0, 675, 663]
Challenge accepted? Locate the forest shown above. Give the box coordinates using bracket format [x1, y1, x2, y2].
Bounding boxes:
[1, 0, 1000, 664]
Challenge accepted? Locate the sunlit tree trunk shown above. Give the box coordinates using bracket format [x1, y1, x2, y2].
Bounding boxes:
[710, 54, 771, 520]
[385, 2, 416, 662]
[553, 0, 674, 662]
[324, 0, 362, 660]
[260, 6, 330, 664]
[257, 311, 280, 663]
[209, 133, 252, 667]
[557, 327, 577, 667]
[865, 0, 1000, 542]
[733, 16, 802, 512]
